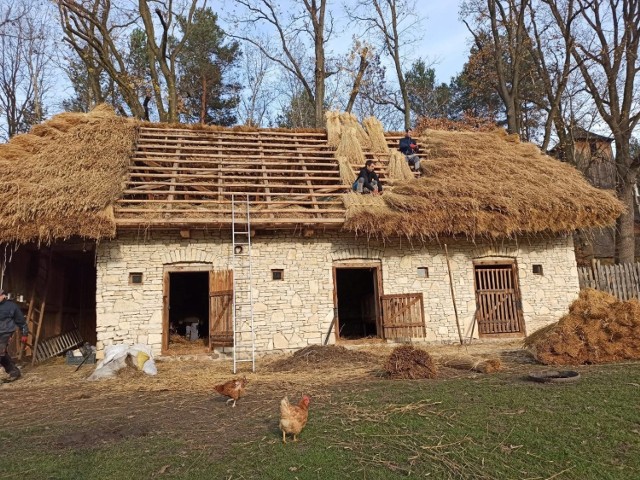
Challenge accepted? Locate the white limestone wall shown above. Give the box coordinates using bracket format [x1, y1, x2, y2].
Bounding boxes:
[95, 231, 579, 356]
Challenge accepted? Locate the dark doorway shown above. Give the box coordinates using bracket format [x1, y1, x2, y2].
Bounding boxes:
[168, 271, 209, 350]
[335, 267, 379, 339]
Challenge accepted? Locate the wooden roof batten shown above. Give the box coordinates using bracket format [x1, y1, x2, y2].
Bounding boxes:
[116, 126, 350, 230]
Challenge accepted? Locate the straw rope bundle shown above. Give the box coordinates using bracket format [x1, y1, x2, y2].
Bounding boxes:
[524, 288, 640, 365]
[362, 116, 388, 153]
[335, 127, 365, 166]
[0, 104, 137, 244]
[441, 355, 503, 373]
[388, 150, 414, 180]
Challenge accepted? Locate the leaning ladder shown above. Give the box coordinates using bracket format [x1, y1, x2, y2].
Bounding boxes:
[231, 195, 256, 373]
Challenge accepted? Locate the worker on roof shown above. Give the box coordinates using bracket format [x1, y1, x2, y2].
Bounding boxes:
[0, 289, 28, 382]
[353, 160, 383, 195]
[399, 128, 421, 172]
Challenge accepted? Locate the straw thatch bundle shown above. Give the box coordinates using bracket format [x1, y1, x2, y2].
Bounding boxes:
[384, 345, 438, 379]
[344, 128, 624, 239]
[362, 116, 388, 153]
[441, 355, 503, 373]
[335, 127, 365, 166]
[524, 289, 640, 365]
[337, 156, 357, 185]
[325, 111, 342, 148]
[340, 112, 370, 149]
[387, 150, 414, 180]
[0, 105, 137, 244]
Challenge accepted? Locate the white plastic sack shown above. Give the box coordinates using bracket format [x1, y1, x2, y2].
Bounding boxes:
[88, 344, 157, 380]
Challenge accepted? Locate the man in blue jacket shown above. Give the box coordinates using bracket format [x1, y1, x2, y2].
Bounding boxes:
[0, 289, 28, 381]
[398, 128, 421, 171]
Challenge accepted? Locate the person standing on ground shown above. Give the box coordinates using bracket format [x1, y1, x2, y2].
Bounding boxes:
[0, 289, 28, 381]
[353, 160, 383, 195]
[398, 129, 421, 172]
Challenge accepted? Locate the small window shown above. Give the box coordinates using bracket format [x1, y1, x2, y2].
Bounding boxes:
[271, 269, 284, 281]
[532, 264, 543, 275]
[129, 272, 143, 285]
[417, 267, 429, 278]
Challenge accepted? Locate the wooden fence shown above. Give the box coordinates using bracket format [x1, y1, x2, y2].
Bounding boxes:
[577, 261, 640, 301]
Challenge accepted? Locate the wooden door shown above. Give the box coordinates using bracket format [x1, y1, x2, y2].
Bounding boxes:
[162, 271, 170, 352]
[473, 263, 524, 335]
[209, 270, 234, 349]
[380, 293, 426, 339]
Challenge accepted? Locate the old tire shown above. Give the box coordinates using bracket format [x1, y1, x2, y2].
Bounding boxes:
[528, 370, 580, 384]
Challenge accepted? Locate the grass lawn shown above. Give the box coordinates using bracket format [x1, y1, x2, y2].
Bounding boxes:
[1, 359, 639, 479]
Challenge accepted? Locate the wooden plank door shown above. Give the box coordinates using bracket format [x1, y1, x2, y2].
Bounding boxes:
[380, 293, 426, 339]
[473, 263, 524, 335]
[162, 271, 170, 352]
[209, 270, 234, 349]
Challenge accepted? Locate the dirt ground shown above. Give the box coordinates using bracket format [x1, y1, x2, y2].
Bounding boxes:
[0, 340, 537, 456]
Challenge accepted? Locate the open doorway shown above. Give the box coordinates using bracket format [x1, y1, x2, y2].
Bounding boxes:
[166, 271, 210, 354]
[334, 267, 380, 340]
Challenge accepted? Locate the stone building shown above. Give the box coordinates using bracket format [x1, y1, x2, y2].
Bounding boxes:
[0, 107, 623, 363]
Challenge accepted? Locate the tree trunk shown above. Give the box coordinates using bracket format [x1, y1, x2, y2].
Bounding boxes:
[201, 76, 207, 124]
[615, 181, 636, 264]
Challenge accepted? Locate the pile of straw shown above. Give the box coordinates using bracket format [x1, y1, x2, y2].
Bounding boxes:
[384, 345, 438, 379]
[265, 345, 377, 372]
[441, 355, 503, 373]
[0, 105, 137, 244]
[524, 289, 640, 365]
[344, 128, 623, 239]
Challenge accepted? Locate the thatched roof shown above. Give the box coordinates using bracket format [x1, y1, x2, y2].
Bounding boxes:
[0, 107, 624, 244]
[0, 105, 137, 244]
[345, 129, 624, 239]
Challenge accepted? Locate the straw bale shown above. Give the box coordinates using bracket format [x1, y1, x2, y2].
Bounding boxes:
[335, 127, 365, 166]
[384, 345, 438, 379]
[362, 116, 389, 153]
[344, 128, 624, 239]
[325, 110, 342, 148]
[441, 355, 503, 373]
[388, 150, 414, 180]
[524, 289, 640, 365]
[0, 104, 137, 244]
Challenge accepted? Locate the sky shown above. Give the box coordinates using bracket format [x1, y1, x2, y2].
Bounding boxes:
[419, 2, 471, 82]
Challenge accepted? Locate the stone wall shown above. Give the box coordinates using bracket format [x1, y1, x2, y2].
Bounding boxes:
[95, 231, 579, 356]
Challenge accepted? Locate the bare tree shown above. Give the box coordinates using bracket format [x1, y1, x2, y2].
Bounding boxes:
[236, 45, 276, 126]
[57, 0, 200, 122]
[350, 0, 421, 129]
[0, 2, 54, 139]
[543, 0, 640, 263]
[226, 0, 335, 128]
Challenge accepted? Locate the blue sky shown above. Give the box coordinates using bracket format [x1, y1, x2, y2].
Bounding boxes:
[422, 2, 471, 82]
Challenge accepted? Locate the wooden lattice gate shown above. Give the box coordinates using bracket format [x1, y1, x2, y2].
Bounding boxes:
[473, 263, 524, 336]
[380, 293, 426, 339]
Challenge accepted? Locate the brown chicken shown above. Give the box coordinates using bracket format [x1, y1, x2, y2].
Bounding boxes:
[213, 376, 248, 407]
[279, 395, 311, 443]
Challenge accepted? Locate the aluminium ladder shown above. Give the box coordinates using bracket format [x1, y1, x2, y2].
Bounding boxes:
[231, 195, 256, 373]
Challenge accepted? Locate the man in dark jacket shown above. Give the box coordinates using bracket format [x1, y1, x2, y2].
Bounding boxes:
[398, 128, 421, 171]
[352, 160, 383, 195]
[0, 289, 28, 381]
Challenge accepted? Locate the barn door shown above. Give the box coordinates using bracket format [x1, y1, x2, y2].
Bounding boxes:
[473, 263, 524, 335]
[209, 270, 234, 349]
[381, 293, 426, 339]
